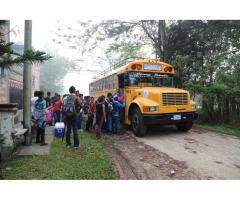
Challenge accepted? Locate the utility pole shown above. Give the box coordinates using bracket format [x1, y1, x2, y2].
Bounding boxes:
[23, 20, 32, 145]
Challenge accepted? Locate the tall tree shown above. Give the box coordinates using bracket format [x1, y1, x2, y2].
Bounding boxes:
[53, 20, 168, 68]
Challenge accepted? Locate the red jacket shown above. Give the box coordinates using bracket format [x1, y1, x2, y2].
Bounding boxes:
[53, 99, 62, 113]
[88, 101, 96, 116]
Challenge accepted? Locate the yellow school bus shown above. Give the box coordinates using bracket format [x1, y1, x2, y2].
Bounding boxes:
[89, 59, 198, 137]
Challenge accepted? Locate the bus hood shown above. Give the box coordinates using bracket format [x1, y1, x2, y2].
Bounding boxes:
[131, 87, 191, 113]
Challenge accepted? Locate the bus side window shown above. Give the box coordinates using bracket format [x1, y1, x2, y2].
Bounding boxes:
[118, 74, 125, 95]
[118, 74, 124, 88]
[113, 74, 117, 89]
[124, 73, 129, 86]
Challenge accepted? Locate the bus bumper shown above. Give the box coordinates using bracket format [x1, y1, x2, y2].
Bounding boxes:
[143, 112, 198, 125]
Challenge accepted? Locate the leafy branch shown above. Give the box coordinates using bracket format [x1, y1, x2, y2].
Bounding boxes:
[0, 21, 52, 68]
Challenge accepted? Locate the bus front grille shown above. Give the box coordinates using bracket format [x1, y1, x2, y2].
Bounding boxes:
[162, 93, 188, 106]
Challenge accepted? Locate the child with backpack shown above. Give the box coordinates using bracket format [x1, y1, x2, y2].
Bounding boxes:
[86, 97, 95, 131]
[95, 96, 106, 140]
[112, 95, 125, 134]
[105, 93, 113, 134]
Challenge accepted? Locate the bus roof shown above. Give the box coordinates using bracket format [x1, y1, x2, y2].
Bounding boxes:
[90, 59, 174, 84]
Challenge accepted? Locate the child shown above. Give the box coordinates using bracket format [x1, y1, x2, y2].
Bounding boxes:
[95, 96, 106, 140]
[112, 95, 125, 134]
[33, 91, 48, 145]
[53, 94, 62, 124]
[86, 97, 95, 131]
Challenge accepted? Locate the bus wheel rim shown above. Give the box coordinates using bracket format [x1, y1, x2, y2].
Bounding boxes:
[132, 114, 139, 131]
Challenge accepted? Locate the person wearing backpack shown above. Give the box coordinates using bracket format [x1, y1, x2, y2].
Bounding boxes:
[63, 86, 81, 148]
[105, 93, 113, 134]
[75, 91, 84, 131]
[95, 96, 106, 140]
[85, 97, 95, 131]
[112, 95, 125, 134]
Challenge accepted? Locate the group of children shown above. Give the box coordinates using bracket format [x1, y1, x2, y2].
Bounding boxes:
[31, 86, 125, 147]
[31, 91, 60, 145]
[92, 92, 125, 139]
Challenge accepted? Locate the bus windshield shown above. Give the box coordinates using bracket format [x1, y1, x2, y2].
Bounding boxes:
[124, 72, 173, 87]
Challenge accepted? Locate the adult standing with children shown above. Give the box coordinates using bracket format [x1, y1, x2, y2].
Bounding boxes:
[63, 86, 81, 148]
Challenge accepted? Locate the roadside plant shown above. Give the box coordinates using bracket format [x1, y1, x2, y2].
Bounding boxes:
[0, 133, 5, 145]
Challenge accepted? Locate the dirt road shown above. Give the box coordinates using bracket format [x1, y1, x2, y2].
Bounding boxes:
[106, 126, 240, 180]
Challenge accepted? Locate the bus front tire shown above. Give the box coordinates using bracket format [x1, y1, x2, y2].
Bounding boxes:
[176, 121, 193, 132]
[131, 108, 147, 137]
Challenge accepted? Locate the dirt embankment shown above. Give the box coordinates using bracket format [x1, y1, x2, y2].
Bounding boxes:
[106, 133, 202, 180]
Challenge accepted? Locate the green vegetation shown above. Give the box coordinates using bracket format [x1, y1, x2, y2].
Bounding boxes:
[195, 123, 240, 137]
[0, 132, 117, 180]
[0, 133, 5, 145]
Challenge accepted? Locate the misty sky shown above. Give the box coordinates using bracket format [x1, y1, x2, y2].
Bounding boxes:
[10, 19, 104, 95]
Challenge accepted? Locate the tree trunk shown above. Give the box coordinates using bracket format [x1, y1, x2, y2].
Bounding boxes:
[159, 20, 166, 61]
[156, 20, 166, 61]
[224, 98, 230, 123]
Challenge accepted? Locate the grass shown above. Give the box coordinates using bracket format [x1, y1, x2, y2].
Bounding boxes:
[195, 123, 240, 137]
[0, 131, 117, 180]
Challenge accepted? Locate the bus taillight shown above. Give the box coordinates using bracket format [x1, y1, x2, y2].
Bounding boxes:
[131, 64, 137, 70]
[164, 66, 173, 72]
[136, 64, 142, 70]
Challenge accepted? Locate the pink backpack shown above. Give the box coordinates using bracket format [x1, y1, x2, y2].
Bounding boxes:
[45, 107, 53, 123]
[118, 95, 124, 103]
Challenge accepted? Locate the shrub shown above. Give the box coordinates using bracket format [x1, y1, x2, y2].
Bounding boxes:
[0, 133, 5, 145]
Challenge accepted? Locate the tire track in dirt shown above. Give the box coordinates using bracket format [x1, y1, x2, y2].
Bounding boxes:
[105, 147, 138, 180]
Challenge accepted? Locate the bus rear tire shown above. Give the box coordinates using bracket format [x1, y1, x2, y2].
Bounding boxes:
[176, 121, 193, 132]
[131, 108, 147, 137]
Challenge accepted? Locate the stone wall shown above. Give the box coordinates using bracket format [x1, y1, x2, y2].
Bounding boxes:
[0, 105, 17, 160]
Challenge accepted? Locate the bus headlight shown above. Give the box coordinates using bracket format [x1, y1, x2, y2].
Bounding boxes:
[191, 104, 197, 110]
[143, 106, 159, 112]
[150, 106, 158, 112]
